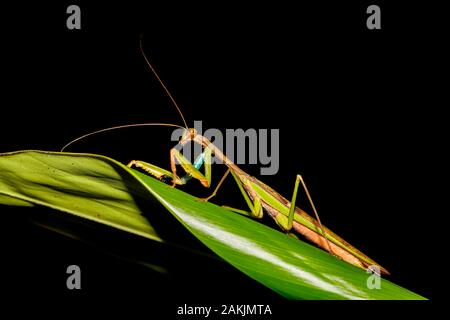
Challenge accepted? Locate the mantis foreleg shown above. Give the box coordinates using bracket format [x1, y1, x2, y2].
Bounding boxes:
[128, 148, 210, 186]
[170, 147, 212, 187]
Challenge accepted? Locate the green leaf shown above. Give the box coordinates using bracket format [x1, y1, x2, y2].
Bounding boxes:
[0, 150, 161, 242]
[0, 150, 426, 300]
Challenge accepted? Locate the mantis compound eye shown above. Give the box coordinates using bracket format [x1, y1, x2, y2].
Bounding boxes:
[189, 128, 197, 138]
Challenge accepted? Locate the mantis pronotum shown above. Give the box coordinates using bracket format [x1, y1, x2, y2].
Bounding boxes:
[61, 39, 389, 275]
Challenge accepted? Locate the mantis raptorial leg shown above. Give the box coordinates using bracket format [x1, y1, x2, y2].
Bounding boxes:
[170, 147, 212, 188]
[128, 148, 209, 185]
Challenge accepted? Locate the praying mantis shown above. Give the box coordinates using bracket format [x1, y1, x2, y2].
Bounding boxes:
[61, 40, 389, 275]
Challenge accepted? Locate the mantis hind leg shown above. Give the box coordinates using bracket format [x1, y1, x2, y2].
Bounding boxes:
[286, 174, 334, 254]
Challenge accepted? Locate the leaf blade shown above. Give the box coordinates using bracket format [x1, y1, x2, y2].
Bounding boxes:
[0, 151, 426, 300]
[0, 150, 161, 242]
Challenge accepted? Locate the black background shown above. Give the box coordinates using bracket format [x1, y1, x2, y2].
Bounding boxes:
[0, 0, 443, 317]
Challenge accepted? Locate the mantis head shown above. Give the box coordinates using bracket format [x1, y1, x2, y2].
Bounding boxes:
[181, 128, 197, 141]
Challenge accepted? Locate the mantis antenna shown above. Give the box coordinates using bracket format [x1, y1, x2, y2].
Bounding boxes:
[60, 36, 190, 152]
[60, 123, 185, 151]
[139, 36, 189, 129]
